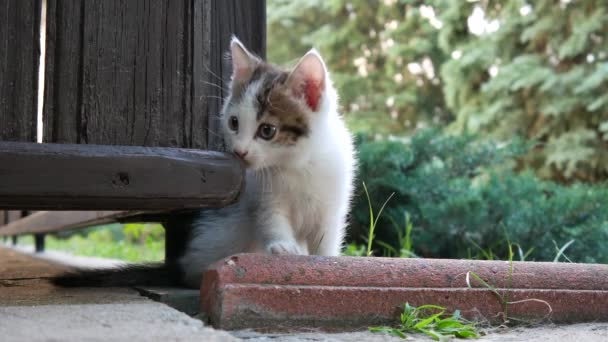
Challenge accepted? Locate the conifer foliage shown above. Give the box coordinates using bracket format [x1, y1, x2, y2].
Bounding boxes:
[440, 0, 608, 182]
[268, 0, 608, 182]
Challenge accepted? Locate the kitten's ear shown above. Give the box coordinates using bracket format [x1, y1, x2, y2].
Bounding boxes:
[287, 49, 327, 112]
[230, 36, 258, 83]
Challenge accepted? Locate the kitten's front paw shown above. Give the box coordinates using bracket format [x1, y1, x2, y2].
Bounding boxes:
[266, 241, 303, 255]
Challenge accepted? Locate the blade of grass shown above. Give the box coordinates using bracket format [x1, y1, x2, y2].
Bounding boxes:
[466, 271, 505, 305]
[362, 182, 375, 256]
[553, 239, 575, 262]
[466, 236, 494, 260]
[376, 239, 398, 256]
[404, 212, 413, 252]
[362, 182, 394, 256]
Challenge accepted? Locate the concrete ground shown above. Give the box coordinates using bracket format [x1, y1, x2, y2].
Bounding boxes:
[1, 245, 607, 342]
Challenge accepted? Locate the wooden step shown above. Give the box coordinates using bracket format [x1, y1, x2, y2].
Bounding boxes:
[0, 142, 243, 210]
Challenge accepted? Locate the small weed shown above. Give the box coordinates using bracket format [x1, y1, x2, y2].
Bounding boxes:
[552, 239, 575, 262]
[343, 243, 366, 256]
[465, 236, 496, 260]
[465, 242, 553, 325]
[379, 211, 418, 258]
[396, 212, 417, 258]
[370, 303, 480, 340]
[362, 182, 394, 256]
[511, 243, 534, 261]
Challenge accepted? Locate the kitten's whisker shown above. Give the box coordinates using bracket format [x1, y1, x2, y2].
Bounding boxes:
[202, 81, 228, 92]
[267, 166, 273, 194]
[254, 166, 268, 194]
[203, 63, 225, 83]
[266, 167, 273, 194]
[259, 163, 271, 194]
[199, 95, 225, 101]
[205, 128, 222, 138]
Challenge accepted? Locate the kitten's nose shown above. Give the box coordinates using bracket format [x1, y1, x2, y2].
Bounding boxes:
[234, 149, 248, 159]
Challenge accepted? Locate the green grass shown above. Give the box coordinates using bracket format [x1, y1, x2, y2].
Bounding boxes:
[357, 185, 481, 339]
[370, 303, 480, 340]
[352, 184, 555, 335]
[345, 185, 415, 258]
[378, 212, 417, 258]
[362, 182, 394, 256]
[17, 223, 165, 262]
[343, 243, 367, 256]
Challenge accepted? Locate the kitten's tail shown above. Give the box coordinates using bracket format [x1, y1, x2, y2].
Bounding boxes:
[51, 263, 182, 287]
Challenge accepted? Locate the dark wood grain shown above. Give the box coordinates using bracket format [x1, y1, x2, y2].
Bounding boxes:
[43, 0, 198, 147]
[206, 0, 266, 150]
[0, 141, 243, 210]
[0, 0, 40, 142]
[43, 0, 266, 149]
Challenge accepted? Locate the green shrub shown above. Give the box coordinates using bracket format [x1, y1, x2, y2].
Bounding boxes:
[349, 129, 608, 263]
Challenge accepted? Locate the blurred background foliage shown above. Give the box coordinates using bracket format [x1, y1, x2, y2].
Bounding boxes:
[42, 224, 165, 262]
[269, 0, 607, 262]
[268, 0, 608, 183]
[17, 0, 606, 263]
[12, 223, 164, 262]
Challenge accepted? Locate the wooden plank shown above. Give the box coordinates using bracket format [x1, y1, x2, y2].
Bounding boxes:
[0, 0, 40, 142]
[0, 211, 128, 235]
[43, 0, 266, 149]
[6, 211, 23, 222]
[44, 0, 199, 146]
[206, 0, 266, 149]
[4, 211, 23, 244]
[0, 141, 243, 210]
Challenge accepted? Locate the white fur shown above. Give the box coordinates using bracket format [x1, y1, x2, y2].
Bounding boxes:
[178, 40, 356, 288]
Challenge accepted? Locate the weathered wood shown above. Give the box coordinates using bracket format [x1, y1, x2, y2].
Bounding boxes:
[6, 211, 23, 223]
[0, 211, 133, 235]
[0, 0, 40, 142]
[206, 0, 267, 149]
[34, 233, 45, 252]
[43, 0, 205, 146]
[43, 0, 266, 149]
[0, 142, 243, 210]
[3, 211, 24, 244]
[0, 209, 190, 238]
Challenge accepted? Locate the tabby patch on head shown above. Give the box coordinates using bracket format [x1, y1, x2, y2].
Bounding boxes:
[223, 37, 329, 169]
[258, 70, 311, 145]
[229, 56, 315, 145]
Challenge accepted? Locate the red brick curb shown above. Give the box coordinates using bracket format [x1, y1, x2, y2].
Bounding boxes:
[200, 254, 608, 330]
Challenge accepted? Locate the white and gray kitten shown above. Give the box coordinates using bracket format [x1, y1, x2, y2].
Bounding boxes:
[53, 38, 356, 289]
[178, 37, 356, 287]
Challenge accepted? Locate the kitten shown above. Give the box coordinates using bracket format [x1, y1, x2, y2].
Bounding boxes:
[53, 37, 356, 289]
[178, 37, 356, 287]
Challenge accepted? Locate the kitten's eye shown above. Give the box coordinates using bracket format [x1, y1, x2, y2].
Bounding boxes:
[257, 124, 277, 140]
[228, 116, 239, 132]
